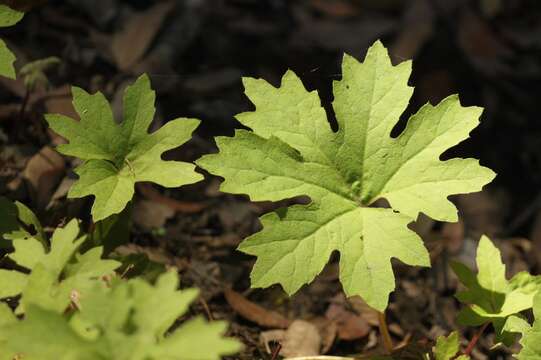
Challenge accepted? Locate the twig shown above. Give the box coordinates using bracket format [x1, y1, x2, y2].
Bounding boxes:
[18, 88, 30, 121]
[378, 311, 394, 354]
[270, 342, 282, 360]
[199, 297, 214, 321]
[463, 322, 489, 356]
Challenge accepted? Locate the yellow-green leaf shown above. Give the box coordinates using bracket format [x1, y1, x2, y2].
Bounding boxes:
[196, 40, 495, 311]
[45, 74, 203, 221]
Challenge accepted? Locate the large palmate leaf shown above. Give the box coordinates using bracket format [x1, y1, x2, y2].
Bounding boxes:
[45, 74, 203, 221]
[0, 271, 242, 360]
[452, 236, 541, 345]
[197, 40, 495, 311]
[0, 5, 24, 79]
[0, 219, 120, 314]
[517, 291, 541, 359]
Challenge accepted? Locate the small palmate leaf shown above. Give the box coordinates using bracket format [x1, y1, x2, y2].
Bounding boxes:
[0, 5, 24, 79]
[0, 303, 18, 360]
[45, 74, 203, 221]
[0, 197, 45, 247]
[0, 219, 121, 314]
[196, 40, 495, 310]
[517, 291, 541, 359]
[0, 271, 242, 360]
[452, 235, 541, 346]
[433, 331, 470, 360]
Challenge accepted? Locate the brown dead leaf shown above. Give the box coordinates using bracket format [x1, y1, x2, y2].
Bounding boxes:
[280, 320, 321, 357]
[133, 199, 175, 230]
[326, 293, 370, 341]
[137, 183, 207, 213]
[459, 8, 511, 59]
[391, 0, 434, 61]
[260, 329, 285, 354]
[456, 190, 507, 238]
[112, 2, 176, 71]
[1, 0, 47, 11]
[0, 104, 20, 121]
[417, 69, 455, 108]
[311, 0, 361, 17]
[311, 317, 338, 354]
[458, 7, 513, 75]
[44, 85, 78, 119]
[442, 219, 465, 253]
[224, 289, 290, 329]
[348, 295, 380, 327]
[23, 146, 65, 209]
[0, 76, 26, 98]
[530, 212, 541, 269]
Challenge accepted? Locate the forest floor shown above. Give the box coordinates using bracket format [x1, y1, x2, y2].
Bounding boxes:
[2, 0, 541, 358]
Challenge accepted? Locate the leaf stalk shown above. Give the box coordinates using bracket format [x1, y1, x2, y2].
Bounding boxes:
[463, 322, 489, 356]
[378, 311, 393, 354]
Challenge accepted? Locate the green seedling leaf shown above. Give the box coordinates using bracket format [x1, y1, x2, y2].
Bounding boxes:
[0, 197, 45, 247]
[0, 5, 24, 78]
[45, 74, 203, 221]
[0, 303, 18, 360]
[452, 235, 541, 345]
[0, 219, 120, 313]
[197, 40, 495, 311]
[19, 56, 60, 91]
[433, 331, 470, 360]
[516, 291, 541, 359]
[0, 271, 242, 360]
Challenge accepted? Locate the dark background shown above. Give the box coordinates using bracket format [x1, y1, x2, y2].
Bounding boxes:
[2, 0, 541, 358]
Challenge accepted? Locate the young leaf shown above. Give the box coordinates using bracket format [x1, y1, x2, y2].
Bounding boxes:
[434, 331, 470, 360]
[19, 56, 60, 90]
[0, 5, 23, 79]
[196, 40, 495, 311]
[517, 291, 541, 359]
[0, 197, 45, 247]
[451, 235, 541, 345]
[0, 303, 18, 360]
[0, 271, 242, 360]
[45, 74, 203, 221]
[0, 219, 120, 313]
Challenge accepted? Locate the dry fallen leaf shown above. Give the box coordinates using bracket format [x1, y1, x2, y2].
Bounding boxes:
[325, 294, 370, 341]
[311, 0, 361, 17]
[224, 289, 290, 329]
[391, 0, 434, 61]
[348, 295, 380, 327]
[458, 7, 513, 75]
[133, 199, 175, 230]
[530, 212, 541, 268]
[137, 183, 207, 214]
[23, 146, 65, 209]
[111, 1, 176, 71]
[311, 317, 338, 354]
[280, 320, 321, 357]
[456, 190, 507, 237]
[44, 85, 78, 120]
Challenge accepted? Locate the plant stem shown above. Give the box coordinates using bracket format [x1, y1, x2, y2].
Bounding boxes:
[19, 88, 30, 121]
[378, 311, 393, 354]
[463, 322, 489, 356]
